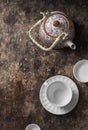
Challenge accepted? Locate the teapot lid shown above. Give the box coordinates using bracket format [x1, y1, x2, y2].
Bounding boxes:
[44, 12, 69, 38]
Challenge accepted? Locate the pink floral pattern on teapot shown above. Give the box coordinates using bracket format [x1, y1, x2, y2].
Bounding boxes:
[29, 11, 76, 51]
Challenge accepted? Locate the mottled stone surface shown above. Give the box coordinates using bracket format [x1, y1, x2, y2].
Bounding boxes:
[0, 0, 88, 130]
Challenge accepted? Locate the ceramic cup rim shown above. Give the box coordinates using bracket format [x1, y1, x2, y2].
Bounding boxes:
[73, 60, 88, 83]
[25, 123, 41, 130]
[46, 80, 72, 107]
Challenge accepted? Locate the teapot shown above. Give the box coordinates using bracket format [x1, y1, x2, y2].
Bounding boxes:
[29, 11, 76, 51]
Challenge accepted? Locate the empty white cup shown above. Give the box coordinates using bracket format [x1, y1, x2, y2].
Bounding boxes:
[73, 60, 88, 83]
[46, 81, 72, 107]
[25, 124, 41, 130]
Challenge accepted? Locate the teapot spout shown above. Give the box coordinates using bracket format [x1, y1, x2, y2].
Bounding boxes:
[65, 40, 76, 50]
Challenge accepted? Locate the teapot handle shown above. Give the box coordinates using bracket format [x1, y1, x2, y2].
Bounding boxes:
[29, 12, 68, 51]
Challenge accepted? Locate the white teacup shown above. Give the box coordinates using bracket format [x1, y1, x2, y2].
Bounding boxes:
[25, 124, 41, 130]
[46, 81, 72, 107]
[73, 60, 88, 83]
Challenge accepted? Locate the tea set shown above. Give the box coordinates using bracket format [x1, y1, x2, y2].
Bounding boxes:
[26, 11, 88, 130]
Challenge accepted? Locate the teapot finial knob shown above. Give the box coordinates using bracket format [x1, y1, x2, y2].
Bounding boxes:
[53, 20, 60, 27]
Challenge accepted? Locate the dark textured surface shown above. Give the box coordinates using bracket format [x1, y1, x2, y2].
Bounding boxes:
[0, 0, 88, 130]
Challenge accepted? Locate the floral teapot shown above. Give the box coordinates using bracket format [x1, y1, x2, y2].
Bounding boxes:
[29, 11, 76, 51]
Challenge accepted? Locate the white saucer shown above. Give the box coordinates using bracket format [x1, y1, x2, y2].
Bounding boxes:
[39, 75, 79, 115]
[73, 60, 88, 83]
[25, 124, 41, 130]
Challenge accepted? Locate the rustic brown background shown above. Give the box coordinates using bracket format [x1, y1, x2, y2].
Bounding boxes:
[0, 0, 88, 130]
